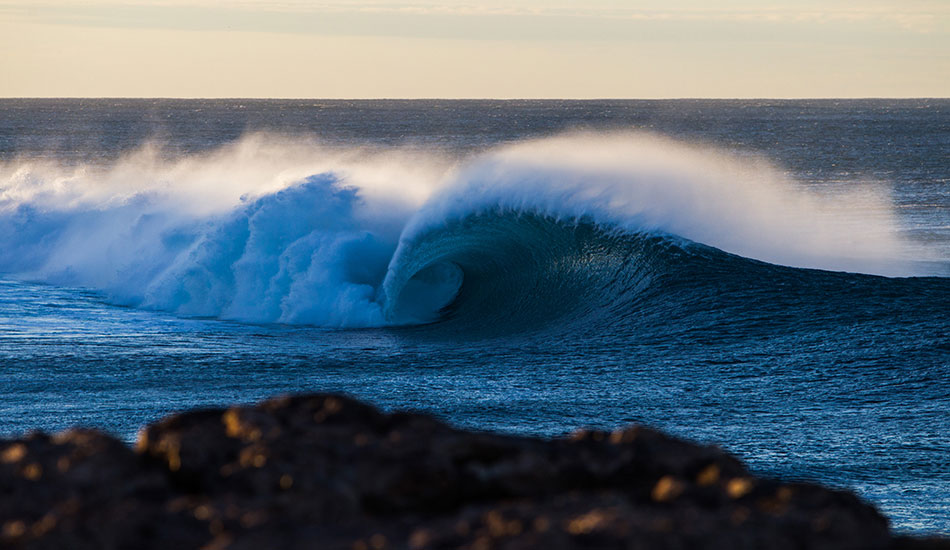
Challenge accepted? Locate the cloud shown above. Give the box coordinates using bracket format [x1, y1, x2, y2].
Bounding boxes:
[1, 0, 947, 37]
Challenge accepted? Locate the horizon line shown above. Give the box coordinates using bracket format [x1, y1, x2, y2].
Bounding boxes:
[2, 96, 949, 101]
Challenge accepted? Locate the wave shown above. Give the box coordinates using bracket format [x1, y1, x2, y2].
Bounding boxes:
[0, 132, 941, 329]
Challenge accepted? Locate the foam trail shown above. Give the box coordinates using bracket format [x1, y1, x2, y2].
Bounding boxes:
[0, 132, 938, 328]
[0, 134, 450, 327]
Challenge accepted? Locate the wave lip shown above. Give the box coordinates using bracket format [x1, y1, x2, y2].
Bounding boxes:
[390, 133, 923, 280]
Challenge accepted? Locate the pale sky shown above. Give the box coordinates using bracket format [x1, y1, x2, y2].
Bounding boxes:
[1, 0, 948, 98]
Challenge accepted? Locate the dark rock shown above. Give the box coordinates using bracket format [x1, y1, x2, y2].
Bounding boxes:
[0, 393, 944, 549]
[0, 429, 207, 549]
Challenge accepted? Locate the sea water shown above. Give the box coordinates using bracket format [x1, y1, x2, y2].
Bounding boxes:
[0, 99, 947, 533]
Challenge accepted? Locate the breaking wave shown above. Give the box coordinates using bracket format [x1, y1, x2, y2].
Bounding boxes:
[0, 132, 940, 329]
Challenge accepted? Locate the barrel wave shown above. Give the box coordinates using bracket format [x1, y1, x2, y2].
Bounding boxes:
[383, 214, 661, 330]
[381, 211, 950, 341]
[0, 133, 944, 331]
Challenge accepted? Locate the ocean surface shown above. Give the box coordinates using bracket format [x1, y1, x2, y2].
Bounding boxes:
[0, 99, 947, 533]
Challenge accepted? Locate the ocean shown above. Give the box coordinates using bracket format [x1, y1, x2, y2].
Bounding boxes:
[0, 99, 947, 533]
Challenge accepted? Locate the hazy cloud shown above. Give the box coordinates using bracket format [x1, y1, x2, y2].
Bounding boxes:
[2, 0, 947, 35]
[1, 0, 947, 97]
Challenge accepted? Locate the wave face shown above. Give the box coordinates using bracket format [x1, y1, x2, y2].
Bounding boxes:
[0, 133, 943, 329]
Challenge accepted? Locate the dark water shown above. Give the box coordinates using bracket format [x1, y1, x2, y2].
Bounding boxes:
[0, 99, 947, 533]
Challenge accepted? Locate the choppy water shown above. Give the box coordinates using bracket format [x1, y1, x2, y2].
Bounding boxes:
[0, 99, 947, 533]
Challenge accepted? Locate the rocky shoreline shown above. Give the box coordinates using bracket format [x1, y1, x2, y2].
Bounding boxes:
[1, 393, 947, 549]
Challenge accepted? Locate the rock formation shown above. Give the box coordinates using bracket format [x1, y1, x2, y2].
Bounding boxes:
[1, 393, 946, 549]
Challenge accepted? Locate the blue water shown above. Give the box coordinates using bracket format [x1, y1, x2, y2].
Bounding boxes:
[0, 99, 948, 533]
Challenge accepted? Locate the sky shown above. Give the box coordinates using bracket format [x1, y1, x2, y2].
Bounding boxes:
[1, 0, 948, 98]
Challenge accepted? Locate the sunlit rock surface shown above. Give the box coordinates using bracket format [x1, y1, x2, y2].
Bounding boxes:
[1, 394, 947, 549]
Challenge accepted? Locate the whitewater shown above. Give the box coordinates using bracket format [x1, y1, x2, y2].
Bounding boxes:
[0, 99, 947, 534]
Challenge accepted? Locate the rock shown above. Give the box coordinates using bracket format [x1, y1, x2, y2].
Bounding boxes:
[0, 393, 945, 549]
[0, 429, 206, 549]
